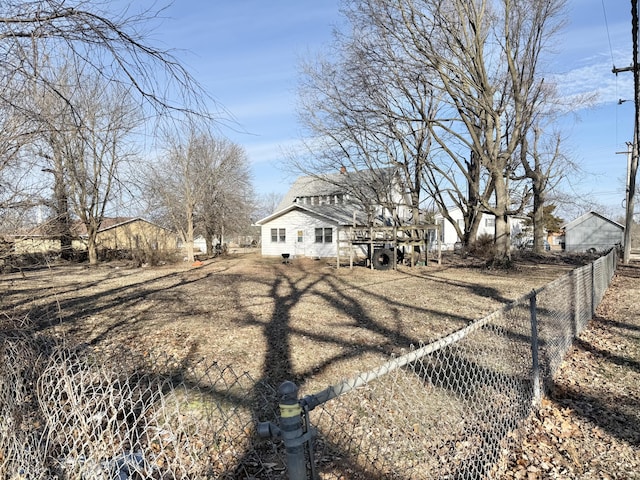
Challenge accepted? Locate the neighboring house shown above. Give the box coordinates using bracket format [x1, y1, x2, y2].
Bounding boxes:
[434, 207, 527, 250]
[4, 234, 85, 254]
[90, 218, 178, 254]
[192, 236, 208, 253]
[546, 231, 565, 251]
[3, 221, 86, 254]
[4, 217, 177, 256]
[255, 168, 412, 259]
[563, 211, 624, 252]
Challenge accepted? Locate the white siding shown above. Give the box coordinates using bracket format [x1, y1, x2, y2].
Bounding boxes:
[260, 209, 339, 258]
[565, 213, 623, 252]
[435, 208, 527, 250]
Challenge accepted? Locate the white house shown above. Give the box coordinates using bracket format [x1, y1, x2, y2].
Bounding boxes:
[255, 168, 412, 259]
[434, 207, 528, 250]
[563, 211, 624, 252]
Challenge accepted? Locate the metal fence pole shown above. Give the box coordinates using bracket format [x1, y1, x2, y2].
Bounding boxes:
[529, 290, 541, 406]
[591, 261, 596, 318]
[572, 269, 579, 338]
[278, 381, 307, 480]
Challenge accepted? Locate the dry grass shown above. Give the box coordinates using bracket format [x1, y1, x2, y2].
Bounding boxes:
[4, 250, 633, 479]
[0, 251, 584, 394]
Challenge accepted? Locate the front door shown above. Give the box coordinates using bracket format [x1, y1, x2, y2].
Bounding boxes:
[294, 229, 306, 257]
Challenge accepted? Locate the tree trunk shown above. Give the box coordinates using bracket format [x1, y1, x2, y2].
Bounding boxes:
[205, 234, 214, 257]
[461, 151, 483, 247]
[86, 224, 99, 265]
[184, 209, 195, 262]
[493, 175, 511, 262]
[494, 213, 510, 260]
[51, 167, 73, 260]
[532, 183, 545, 253]
[466, 209, 482, 246]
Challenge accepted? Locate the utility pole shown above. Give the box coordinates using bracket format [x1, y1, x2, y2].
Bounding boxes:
[613, 0, 640, 264]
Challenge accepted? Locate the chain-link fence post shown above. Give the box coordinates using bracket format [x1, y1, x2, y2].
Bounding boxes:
[258, 381, 309, 479]
[529, 290, 541, 406]
[278, 381, 307, 480]
[591, 261, 596, 318]
[572, 269, 579, 338]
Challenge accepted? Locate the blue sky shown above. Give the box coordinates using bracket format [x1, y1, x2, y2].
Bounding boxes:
[152, 0, 636, 219]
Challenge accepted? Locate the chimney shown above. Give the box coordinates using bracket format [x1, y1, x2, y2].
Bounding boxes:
[340, 166, 347, 174]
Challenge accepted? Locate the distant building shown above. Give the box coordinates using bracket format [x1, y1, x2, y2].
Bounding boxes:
[434, 207, 527, 250]
[4, 217, 177, 257]
[89, 218, 178, 254]
[563, 211, 624, 252]
[255, 168, 412, 259]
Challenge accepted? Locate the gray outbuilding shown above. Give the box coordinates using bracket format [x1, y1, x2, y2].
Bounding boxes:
[563, 211, 624, 252]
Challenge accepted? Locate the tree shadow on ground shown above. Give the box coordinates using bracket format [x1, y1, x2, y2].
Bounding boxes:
[231, 260, 548, 479]
[2, 254, 606, 479]
[549, 383, 640, 446]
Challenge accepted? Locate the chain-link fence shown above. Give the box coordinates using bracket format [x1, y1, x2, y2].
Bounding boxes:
[260, 248, 617, 479]
[0, 328, 287, 479]
[0, 249, 617, 479]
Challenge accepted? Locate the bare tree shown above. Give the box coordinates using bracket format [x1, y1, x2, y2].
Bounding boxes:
[0, 0, 214, 247]
[0, 1, 208, 117]
[297, 7, 439, 226]
[519, 124, 574, 252]
[31, 64, 141, 264]
[0, 105, 35, 217]
[315, 0, 568, 262]
[146, 129, 253, 262]
[196, 140, 254, 255]
[256, 192, 284, 218]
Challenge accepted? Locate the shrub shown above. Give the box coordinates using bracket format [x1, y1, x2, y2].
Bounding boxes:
[468, 234, 495, 258]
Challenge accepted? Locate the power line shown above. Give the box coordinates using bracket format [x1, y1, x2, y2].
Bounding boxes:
[602, 0, 616, 67]
[605, 1, 631, 153]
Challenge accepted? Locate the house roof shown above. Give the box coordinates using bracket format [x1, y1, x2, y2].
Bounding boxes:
[5, 217, 173, 238]
[72, 217, 136, 236]
[257, 167, 407, 227]
[563, 211, 624, 231]
[275, 167, 398, 212]
[255, 203, 369, 227]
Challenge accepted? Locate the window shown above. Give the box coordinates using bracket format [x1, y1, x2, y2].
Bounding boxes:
[297, 230, 304, 243]
[315, 227, 333, 243]
[271, 228, 286, 243]
[324, 227, 333, 243]
[485, 217, 495, 227]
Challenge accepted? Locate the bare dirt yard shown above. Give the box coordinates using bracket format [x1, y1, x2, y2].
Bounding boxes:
[1, 251, 585, 389]
[1, 250, 637, 478]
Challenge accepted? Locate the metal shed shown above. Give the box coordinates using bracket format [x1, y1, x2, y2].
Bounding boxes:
[563, 211, 624, 252]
